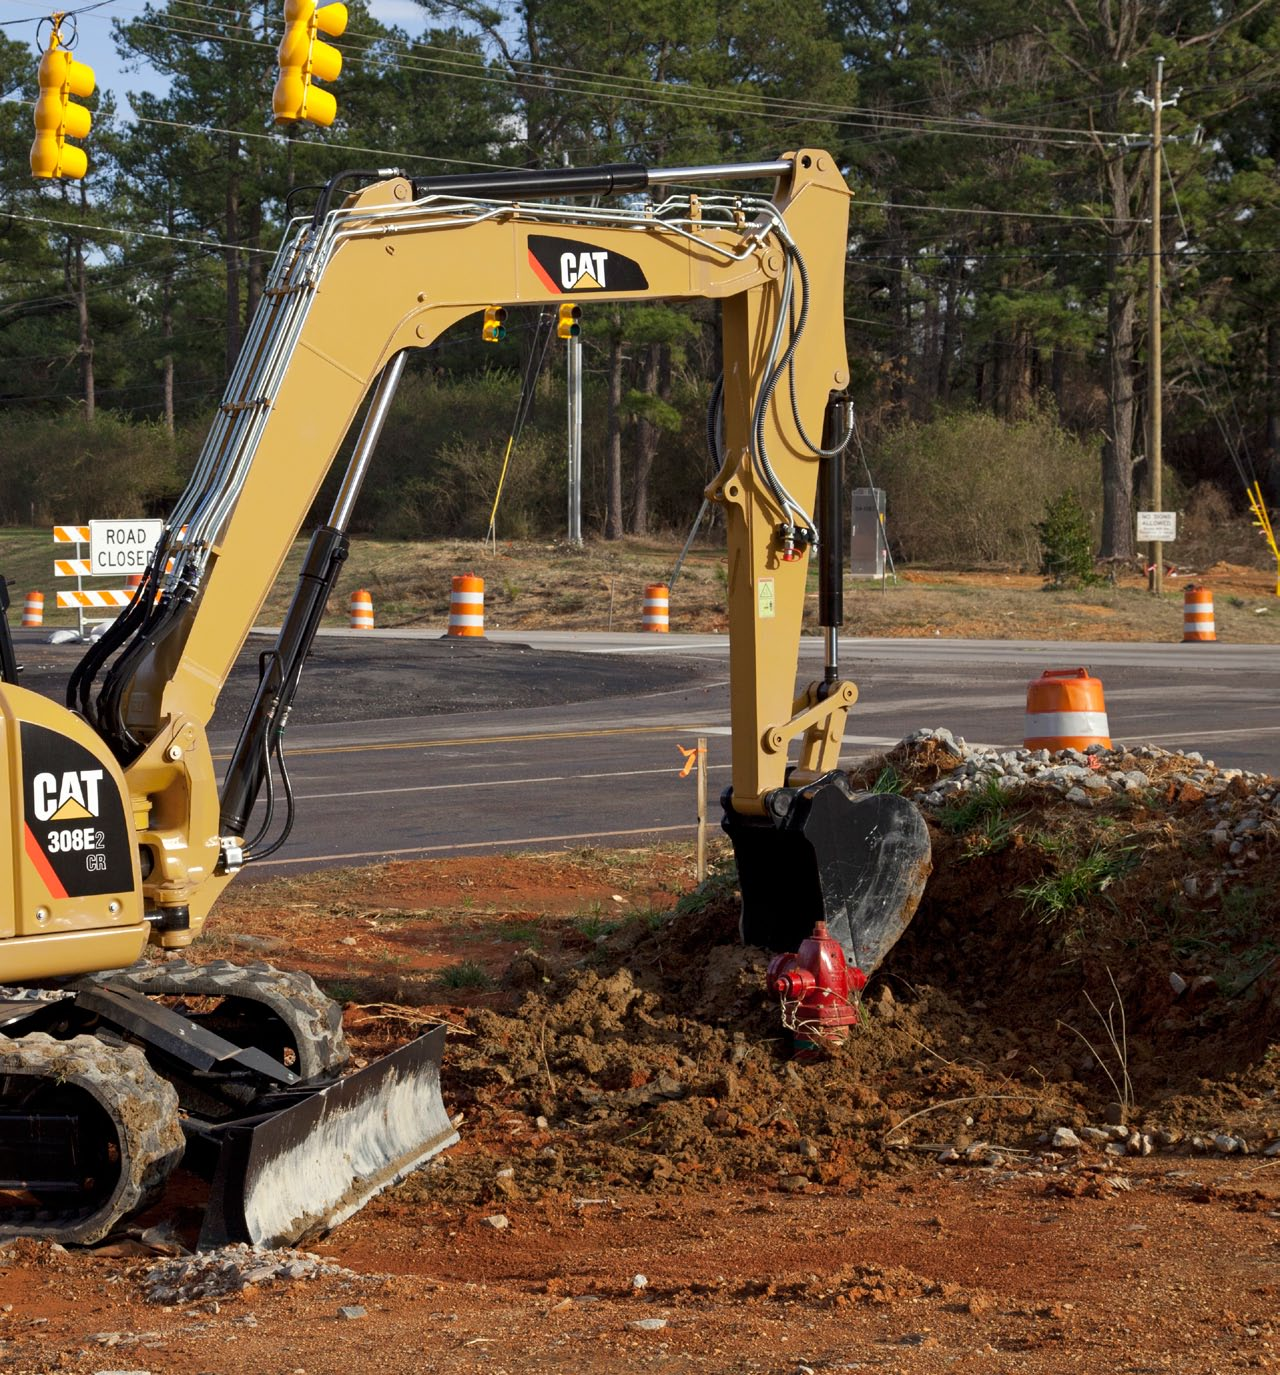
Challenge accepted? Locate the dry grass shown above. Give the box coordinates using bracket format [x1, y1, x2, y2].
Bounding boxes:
[304, 538, 1280, 642]
[5, 524, 1278, 641]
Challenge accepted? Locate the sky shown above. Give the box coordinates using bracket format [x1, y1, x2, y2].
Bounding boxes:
[5, 0, 432, 117]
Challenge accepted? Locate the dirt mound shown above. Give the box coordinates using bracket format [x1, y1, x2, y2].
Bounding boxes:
[404, 738, 1279, 1211]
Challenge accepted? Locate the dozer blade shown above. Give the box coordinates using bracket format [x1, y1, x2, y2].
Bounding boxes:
[198, 1026, 457, 1250]
[724, 774, 931, 975]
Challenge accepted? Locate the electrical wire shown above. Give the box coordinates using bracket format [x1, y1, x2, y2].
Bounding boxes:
[27, 0, 1279, 163]
[82, 5, 1130, 153]
[112, 0, 1277, 150]
[178, 0, 1129, 139]
[103, 0, 1132, 141]
[485, 307, 555, 546]
[1159, 158, 1260, 496]
[861, 197, 1146, 227]
[2, 207, 279, 255]
[846, 401, 896, 580]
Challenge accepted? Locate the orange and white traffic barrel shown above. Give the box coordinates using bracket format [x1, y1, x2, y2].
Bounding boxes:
[642, 583, 670, 632]
[1182, 585, 1215, 642]
[21, 591, 44, 627]
[448, 574, 485, 637]
[1024, 667, 1111, 751]
[348, 588, 375, 629]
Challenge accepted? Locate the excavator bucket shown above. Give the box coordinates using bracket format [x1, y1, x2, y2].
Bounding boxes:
[198, 1026, 457, 1249]
[724, 775, 931, 975]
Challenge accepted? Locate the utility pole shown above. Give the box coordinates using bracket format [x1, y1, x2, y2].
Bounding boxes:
[559, 303, 584, 546]
[566, 330, 583, 546]
[1149, 55, 1165, 597]
[1136, 58, 1177, 595]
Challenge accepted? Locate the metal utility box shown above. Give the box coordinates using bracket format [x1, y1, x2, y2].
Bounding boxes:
[850, 488, 886, 578]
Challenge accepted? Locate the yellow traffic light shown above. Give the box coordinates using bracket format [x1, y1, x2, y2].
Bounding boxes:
[273, 0, 347, 128]
[482, 306, 507, 343]
[557, 303, 582, 340]
[30, 17, 95, 180]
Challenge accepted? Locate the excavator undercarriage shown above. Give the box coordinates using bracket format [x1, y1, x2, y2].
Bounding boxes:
[0, 962, 454, 1247]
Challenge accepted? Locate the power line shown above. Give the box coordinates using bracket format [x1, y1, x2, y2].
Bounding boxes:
[3, 207, 278, 255]
[131, 111, 517, 172]
[861, 197, 1143, 228]
[110, 0, 1278, 143]
[106, 7, 1123, 152]
[117, 0, 1130, 140]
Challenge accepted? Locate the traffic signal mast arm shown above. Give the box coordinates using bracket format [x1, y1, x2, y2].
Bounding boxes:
[73, 153, 864, 945]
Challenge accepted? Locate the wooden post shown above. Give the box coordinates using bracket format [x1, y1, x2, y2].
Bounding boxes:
[696, 735, 708, 883]
[1148, 56, 1165, 597]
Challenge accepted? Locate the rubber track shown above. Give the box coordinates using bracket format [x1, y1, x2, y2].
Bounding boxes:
[84, 959, 350, 1082]
[0, 1033, 185, 1245]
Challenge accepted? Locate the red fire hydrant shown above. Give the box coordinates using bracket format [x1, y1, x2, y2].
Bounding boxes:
[766, 920, 867, 1060]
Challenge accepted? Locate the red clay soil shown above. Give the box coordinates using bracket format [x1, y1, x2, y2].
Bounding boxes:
[2, 745, 1278, 1374]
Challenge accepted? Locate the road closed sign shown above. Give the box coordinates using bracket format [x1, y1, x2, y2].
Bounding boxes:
[89, 519, 163, 576]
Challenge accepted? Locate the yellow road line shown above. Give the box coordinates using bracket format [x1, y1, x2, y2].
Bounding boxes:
[250, 822, 698, 869]
[213, 721, 703, 762]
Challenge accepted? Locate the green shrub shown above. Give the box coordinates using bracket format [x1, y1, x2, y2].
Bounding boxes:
[0, 412, 182, 524]
[1037, 490, 1102, 587]
[868, 408, 1100, 566]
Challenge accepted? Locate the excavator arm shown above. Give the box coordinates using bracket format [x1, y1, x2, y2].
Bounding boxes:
[61, 148, 928, 968]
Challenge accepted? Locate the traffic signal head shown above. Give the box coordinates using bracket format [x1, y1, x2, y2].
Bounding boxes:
[557, 303, 582, 340]
[273, 0, 348, 127]
[30, 24, 95, 180]
[481, 306, 507, 343]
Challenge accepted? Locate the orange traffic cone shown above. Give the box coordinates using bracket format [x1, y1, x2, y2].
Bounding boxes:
[348, 589, 374, 629]
[1182, 585, 1216, 642]
[642, 583, 669, 632]
[448, 574, 484, 637]
[1024, 667, 1111, 751]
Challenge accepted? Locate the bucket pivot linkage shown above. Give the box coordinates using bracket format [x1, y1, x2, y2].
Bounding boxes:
[723, 389, 930, 975]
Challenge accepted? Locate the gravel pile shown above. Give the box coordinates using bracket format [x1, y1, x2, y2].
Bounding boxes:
[901, 727, 1275, 812]
[898, 727, 1278, 878]
[892, 1117, 1279, 1169]
[142, 1244, 367, 1305]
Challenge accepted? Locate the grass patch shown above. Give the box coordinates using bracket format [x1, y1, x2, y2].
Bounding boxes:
[960, 809, 1019, 860]
[674, 854, 738, 917]
[502, 918, 546, 947]
[434, 960, 494, 990]
[1018, 843, 1138, 924]
[572, 913, 621, 940]
[870, 765, 904, 795]
[936, 777, 1017, 835]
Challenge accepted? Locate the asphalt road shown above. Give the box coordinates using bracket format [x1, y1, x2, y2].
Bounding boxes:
[9, 627, 1276, 875]
[232, 629, 1280, 874]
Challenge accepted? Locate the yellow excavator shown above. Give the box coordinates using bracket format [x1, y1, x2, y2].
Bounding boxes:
[0, 150, 930, 1248]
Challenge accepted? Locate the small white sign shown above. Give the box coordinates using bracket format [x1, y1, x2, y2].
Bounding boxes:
[89, 519, 164, 576]
[1136, 510, 1177, 542]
